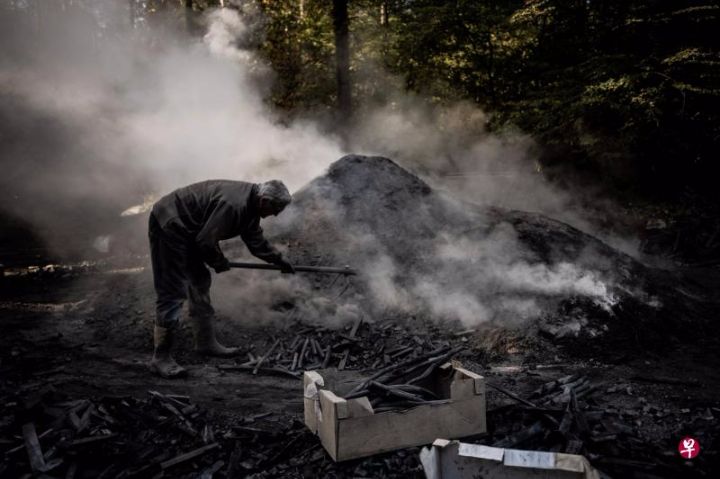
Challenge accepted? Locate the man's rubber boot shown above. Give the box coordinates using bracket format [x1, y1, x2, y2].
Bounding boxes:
[190, 316, 240, 357]
[149, 325, 188, 378]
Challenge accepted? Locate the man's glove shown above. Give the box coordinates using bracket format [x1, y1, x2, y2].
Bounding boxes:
[213, 258, 231, 274]
[277, 257, 295, 274]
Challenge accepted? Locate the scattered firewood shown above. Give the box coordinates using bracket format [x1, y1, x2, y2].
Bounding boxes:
[486, 382, 559, 427]
[493, 420, 545, 448]
[160, 443, 219, 470]
[253, 339, 280, 375]
[22, 423, 46, 473]
[338, 316, 362, 371]
[0, 381, 434, 478]
[198, 459, 224, 479]
[298, 338, 310, 370]
[321, 346, 332, 369]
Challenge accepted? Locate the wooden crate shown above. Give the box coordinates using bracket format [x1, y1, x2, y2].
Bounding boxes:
[303, 363, 486, 462]
[420, 440, 600, 479]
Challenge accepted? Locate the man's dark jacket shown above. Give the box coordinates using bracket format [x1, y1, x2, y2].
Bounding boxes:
[151, 180, 281, 270]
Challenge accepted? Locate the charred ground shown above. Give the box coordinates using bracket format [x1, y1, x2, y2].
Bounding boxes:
[1, 156, 719, 478]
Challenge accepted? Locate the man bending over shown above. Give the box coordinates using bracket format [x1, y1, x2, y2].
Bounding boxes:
[148, 179, 294, 378]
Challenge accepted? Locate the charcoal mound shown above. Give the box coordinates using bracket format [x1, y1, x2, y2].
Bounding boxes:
[288, 155, 632, 270]
[273, 155, 702, 352]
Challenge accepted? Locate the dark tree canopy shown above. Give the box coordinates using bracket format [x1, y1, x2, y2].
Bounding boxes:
[3, 0, 718, 202]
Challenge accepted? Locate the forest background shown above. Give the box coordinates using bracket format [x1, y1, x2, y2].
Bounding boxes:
[1, 0, 719, 261]
[218, 0, 719, 205]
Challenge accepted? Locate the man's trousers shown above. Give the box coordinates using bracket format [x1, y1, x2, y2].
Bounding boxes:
[149, 215, 214, 327]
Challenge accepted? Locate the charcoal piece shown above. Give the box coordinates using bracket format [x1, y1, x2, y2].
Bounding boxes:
[160, 443, 219, 470]
[22, 423, 46, 473]
[198, 460, 225, 479]
[254, 339, 280, 375]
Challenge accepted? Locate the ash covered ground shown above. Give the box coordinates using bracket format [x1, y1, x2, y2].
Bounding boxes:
[1, 156, 719, 478]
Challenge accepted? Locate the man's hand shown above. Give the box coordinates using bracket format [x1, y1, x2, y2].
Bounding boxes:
[277, 257, 295, 274]
[213, 258, 231, 274]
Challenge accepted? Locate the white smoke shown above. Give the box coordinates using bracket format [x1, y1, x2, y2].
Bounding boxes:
[0, 2, 629, 332]
[204, 8, 256, 64]
[358, 227, 617, 328]
[123, 8, 344, 192]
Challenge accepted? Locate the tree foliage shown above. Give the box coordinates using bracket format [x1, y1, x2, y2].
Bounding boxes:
[4, 0, 718, 199]
[252, 0, 720, 198]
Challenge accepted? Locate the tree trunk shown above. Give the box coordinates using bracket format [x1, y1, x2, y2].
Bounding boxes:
[332, 0, 352, 122]
[380, 1, 389, 26]
[184, 0, 195, 35]
[128, 0, 135, 29]
[486, 32, 496, 107]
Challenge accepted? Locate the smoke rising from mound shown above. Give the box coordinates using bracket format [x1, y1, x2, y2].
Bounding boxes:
[212, 155, 626, 333]
[1, 3, 634, 331]
[0, 3, 623, 253]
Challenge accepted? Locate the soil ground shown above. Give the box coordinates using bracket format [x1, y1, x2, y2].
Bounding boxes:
[1, 256, 719, 477]
[1, 157, 719, 477]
